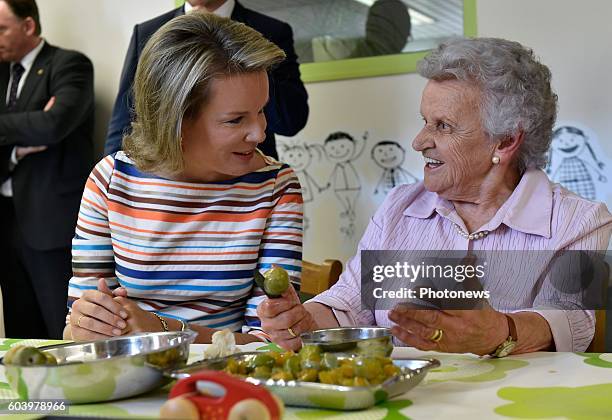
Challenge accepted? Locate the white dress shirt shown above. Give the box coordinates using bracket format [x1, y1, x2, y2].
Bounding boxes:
[1, 39, 46, 197]
[184, 0, 235, 17]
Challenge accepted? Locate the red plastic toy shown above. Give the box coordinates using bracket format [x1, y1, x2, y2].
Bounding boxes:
[161, 370, 283, 420]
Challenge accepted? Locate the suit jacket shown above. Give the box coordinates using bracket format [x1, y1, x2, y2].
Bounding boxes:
[104, 1, 309, 159]
[0, 43, 94, 251]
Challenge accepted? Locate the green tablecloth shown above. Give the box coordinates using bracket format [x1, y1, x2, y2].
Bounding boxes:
[0, 338, 611, 419]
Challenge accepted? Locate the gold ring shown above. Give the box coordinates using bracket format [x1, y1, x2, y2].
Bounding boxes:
[429, 328, 443, 343]
[76, 314, 85, 328]
[288, 327, 297, 338]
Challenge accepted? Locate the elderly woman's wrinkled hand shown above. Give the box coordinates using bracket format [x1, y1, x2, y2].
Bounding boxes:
[69, 279, 129, 341]
[257, 285, 316, 351]
[388, 303, 509, 355]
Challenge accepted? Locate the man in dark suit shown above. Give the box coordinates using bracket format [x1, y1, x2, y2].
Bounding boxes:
[0, 0, 94, 338]
[105, 0, 309, 159]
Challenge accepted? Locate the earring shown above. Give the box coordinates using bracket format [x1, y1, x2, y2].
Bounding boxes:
[492, 155, 500, 165]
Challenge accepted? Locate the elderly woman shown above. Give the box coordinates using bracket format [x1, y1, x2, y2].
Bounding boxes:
[259, 37, 611, 355]
[64, 13, 303, 343]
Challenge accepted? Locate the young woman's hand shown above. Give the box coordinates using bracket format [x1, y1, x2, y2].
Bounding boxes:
[69, 279, 129, 341]
[112, 296, 167, 334]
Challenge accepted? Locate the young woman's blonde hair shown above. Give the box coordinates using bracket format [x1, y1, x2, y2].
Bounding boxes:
[123, 12, 286, 176]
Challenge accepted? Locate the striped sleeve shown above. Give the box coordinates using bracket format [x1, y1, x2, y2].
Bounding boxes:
[243, 165, 304, 338]
[67, 156, 119, 311]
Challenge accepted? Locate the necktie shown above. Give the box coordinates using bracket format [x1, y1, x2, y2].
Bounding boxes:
[7, 62, 25, 111]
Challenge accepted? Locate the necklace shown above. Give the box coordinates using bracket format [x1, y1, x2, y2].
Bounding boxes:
[453, 223, 489, 241]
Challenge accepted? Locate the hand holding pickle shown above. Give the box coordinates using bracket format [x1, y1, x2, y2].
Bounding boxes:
[257, 273, 316, 351]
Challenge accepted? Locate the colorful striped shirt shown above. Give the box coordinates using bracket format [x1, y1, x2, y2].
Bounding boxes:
[68, 151, 303, 338]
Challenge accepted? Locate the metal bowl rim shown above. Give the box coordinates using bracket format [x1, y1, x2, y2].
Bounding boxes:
[0, 330, 197, 369]
[300, 326, 392, 344]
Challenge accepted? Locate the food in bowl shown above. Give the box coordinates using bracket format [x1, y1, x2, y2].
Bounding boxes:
[222, 345, 400, 387]
[3, 345, 57, 366]
[1, 331, 196, 404]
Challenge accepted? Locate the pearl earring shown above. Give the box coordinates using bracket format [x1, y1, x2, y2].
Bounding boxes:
[492, 155, 500, 165]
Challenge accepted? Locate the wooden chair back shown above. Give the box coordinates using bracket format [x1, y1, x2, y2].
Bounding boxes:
[586, 261, 609, 352]
[587, 310, 606, 352]
[300, 259, 343, 296]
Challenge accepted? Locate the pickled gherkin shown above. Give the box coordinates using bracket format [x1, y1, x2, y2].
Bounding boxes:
[221, 349, 401, 386]
[254, 266, 291, 298]
[263, 266, 290, 297]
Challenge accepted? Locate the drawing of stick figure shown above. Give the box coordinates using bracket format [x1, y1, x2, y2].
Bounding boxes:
[279, 143, 325, 203]
[547, 126, 607, 200]
[371, 140, 419, 194]
[322, 132, 368, 227]
[279, 142, 325, 230]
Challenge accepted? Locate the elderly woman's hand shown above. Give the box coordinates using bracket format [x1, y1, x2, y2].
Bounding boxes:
[257, 285, 316, 351]
[69, 279, 129, 341]
[388, 303, 510, 355]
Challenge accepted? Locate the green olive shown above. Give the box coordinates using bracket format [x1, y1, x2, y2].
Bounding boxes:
[284, 355, 301, 376]
[271, 369, 294, 381]
[252, 365, 272, 379]
[4, 346, 55, 366]
[321, 353, 338, 370]
[298, 345, 321, 360]
[318, 370, 336, 384]
[225, 358, 239, 374]
[250, 353, 275, 370]
[298, 368, 318, 382]
[263, 267, 290, 297]
[354, 357, 382, 380]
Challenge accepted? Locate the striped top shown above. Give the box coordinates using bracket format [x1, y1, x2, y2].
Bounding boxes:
[309, 169, 612, 352]
[68, 151, 303, 338]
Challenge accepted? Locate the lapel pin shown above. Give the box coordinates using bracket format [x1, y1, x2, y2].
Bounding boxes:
[37, 68, 44, 75]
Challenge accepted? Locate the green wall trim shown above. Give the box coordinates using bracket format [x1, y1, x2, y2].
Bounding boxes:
[300, 51, 429, 83]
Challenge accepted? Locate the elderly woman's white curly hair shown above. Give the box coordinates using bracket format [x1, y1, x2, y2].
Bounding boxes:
[418, 37, 558, 173]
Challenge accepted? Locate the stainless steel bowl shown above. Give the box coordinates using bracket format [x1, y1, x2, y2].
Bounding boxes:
[300, 327, 393, 356]
[170, 352, 440, 410]
[1, 330, 197, 404]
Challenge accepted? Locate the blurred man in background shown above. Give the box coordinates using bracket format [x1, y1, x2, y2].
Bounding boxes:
[0, 0, 94, 338]
[105, 0, 309, 159]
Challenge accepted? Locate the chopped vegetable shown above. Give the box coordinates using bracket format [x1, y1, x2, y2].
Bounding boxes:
[203, 329, 238, 359]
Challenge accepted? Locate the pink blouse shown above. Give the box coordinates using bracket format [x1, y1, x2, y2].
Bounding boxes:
[309, 169, 612, 351]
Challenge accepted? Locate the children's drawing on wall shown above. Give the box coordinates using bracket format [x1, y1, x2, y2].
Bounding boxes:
[546, 123, 610, 201]
[321, 131, 368, 238]
[371, 140, 419, 194]
[278, 141, 325, 230]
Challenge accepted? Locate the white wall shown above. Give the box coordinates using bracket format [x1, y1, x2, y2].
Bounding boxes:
[34, 0, 612, 262]
[290, 0, 612, 263]
[36, 0, 174, 157]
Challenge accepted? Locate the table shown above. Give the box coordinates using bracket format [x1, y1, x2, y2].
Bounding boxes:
[0, 338, 611, 419]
